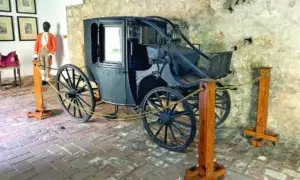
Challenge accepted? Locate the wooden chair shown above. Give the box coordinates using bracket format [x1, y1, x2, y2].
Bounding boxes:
[0, 51, 21, 90]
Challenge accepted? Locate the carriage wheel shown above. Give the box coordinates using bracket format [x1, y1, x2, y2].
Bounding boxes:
[214, 82, 231, 126]
[56, 64, 95, 122]
[141, 87, 197, 151]
[189, 81, 231, 127]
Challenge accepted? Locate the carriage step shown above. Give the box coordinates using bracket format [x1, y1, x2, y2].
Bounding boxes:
[103, 114, 118, 120]
[103, 105, 119, 120]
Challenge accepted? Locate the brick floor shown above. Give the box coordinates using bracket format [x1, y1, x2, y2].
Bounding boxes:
[0, 83, 299, 180]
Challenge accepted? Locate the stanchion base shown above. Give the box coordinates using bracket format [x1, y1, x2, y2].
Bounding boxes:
[184, 162, 225, 180]
[27, 110, 53, 120]
[244, 128, 278, 147]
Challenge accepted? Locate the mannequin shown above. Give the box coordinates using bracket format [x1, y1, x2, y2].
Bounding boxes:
[33, 21, 56, 85]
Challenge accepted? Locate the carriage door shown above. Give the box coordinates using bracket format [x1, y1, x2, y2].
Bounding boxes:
[97, 21, 127, 105]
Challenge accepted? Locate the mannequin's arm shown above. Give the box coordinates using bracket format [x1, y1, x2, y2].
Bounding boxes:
[48, 35, 57, 59]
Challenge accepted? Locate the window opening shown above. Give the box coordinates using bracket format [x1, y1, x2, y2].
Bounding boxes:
[98, 24, 104, 62]
[91, 23, 98, 64]
[103, 26, 122, 63]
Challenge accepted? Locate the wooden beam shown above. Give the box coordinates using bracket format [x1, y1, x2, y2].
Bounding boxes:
[244, 67, 278, 147]
[184, 79, 225, 180]
[27, 60, 53, 120]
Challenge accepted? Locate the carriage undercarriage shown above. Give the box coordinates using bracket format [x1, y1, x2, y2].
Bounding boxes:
[56, 64, 231, 151]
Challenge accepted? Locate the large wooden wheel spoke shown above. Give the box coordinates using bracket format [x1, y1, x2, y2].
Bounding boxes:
[171, 122, 188, 141]
[169, 103, 179, 115]
[78, 93, 91, 97]
[75, 75, 83, 89]
[165, 92, 170, 107]
[155, 124, 164, 137]
[173, 120, 192, 128]
[168, 124, 179, 145]
[147, 99, 161, 110]
[57, 80, 70, 90]
[164, 125, 168, 145]
[60, 73, 72, 89]
[72, 69, 76, 88]
[76, 84, 88, 94]
[215, 113, 221, 121]
[76, 97, 88, 115]
[147, 119, 159, 126]
[73, 99, 76, 117]
[65, 68, 74, 88]
[215, 104, 226, 110]
[74, 99, 83, 119]
[67, 99, 73, 111]
[173, 111, 189, 117]
[155, 92, 164, 107]
[77, 96, 91, 107]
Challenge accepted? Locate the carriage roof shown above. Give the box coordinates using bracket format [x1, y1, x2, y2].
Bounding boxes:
[83, 16, 167, 23]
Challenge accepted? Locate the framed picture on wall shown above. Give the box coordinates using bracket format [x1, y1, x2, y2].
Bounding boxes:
[0, 0, 11, 12]
[15, 0, 36, 14]
[17, 16, 38, 41]
[0, 15, 14, 41]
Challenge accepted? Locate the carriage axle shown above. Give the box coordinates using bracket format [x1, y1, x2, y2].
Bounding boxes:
[65, 89, 78, 99]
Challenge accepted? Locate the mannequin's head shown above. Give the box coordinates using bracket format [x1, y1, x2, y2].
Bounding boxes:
[43, 21, 51, 32]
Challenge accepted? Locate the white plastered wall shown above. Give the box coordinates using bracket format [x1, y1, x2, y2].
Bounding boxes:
[0, 0, 83, 78]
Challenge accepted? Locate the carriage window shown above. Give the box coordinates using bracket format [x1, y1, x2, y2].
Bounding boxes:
[99, 24, 105, 62]
[91, 23, 104, 63]
[91, 23, 98, 64]
[104, 26, 122, 63]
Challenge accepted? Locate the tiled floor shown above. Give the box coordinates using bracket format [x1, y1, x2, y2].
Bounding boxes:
[0, 82, 299, 180]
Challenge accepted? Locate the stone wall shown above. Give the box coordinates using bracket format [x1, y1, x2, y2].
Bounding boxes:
[66, 0, 300, 137]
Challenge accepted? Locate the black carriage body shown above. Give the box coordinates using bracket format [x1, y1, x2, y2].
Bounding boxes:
[83, 16, 233, 106]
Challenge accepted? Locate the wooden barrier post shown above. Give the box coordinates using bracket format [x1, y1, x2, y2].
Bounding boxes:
[244, 67, 278, 147]
[27, 60, 53, 120]
[185, 79, 225, 180]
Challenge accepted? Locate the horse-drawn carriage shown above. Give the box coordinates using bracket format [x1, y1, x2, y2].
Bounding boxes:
[56, 16, 233, 151]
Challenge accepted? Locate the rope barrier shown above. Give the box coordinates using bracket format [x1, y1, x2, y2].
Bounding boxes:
[39, 64, 85, 71]
[35, 64, 270, 121]
[215, 72, 270, 92]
